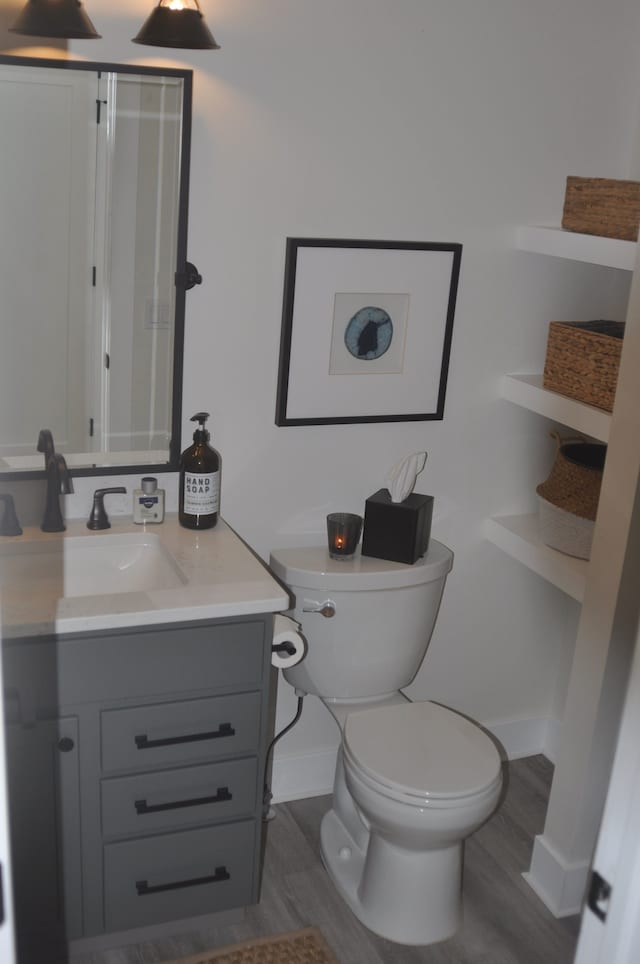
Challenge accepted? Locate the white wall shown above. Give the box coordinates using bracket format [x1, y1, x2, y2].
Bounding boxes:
[3, 0, 640, 795]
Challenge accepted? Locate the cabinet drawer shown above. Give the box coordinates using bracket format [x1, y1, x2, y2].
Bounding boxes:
[101, 692, 261, 773]
[101, 757, 258, 837]
[104, 820, 255, 931]
[5, 619, 267, 710]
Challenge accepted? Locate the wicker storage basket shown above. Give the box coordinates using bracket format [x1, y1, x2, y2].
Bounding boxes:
[562, 176, 640, 241]
[543, 320, 624, 413]
[536, 434, 607, 559]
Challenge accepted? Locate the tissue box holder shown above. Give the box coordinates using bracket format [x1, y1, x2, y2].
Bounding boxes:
[362, 489, 433, 565]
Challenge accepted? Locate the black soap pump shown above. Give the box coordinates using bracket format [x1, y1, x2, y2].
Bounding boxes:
[179, 412, 221, 530]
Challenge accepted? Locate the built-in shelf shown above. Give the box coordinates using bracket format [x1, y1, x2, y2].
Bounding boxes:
[516, 224, 636, 271]
[485, 514, 587, 602]
[494, 376, 604, 595]
[501, 373, 611, 442]
[487, 224, 628, 597]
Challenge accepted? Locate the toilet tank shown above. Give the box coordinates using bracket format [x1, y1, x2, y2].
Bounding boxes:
[269, 541, 453, 700]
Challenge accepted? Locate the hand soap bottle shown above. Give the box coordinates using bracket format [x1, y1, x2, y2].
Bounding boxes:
[179, 412, 221, 530]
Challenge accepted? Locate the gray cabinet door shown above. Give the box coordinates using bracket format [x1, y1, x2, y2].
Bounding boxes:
[5, 716, 82, 961]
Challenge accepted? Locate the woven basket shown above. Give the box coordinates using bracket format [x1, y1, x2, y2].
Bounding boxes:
[562, 176, 640, 241]
[537, 495, 595, 560]
[536, 434, 606, 521]
[536, 434, 606, 559]
[543, 320, 624, 413]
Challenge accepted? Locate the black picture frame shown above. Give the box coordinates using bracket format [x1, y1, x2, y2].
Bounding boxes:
[275, 238, 462, 426]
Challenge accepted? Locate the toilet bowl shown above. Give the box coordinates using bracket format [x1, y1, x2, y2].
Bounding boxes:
[318, 699, 503, 945]
[269, 542, 504, 946]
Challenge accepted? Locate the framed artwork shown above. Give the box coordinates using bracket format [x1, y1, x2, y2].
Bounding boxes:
[274, 238, 462, 426]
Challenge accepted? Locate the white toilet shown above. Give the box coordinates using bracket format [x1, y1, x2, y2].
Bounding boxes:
[269, 541, 503, 946]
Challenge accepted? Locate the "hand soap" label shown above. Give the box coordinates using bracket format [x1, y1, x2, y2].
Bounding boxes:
[183, 471, 220, 515]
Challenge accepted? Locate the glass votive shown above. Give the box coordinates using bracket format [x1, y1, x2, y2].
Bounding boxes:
[327, 512, 363, 560]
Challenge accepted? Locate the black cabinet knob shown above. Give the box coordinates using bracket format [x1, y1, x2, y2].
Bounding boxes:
[58, 737, 75, 753]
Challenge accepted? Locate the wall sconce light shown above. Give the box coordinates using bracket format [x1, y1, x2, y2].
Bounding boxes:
[9, 0, 101, 39]
[9, 0, 221, 50]
[133, 1, 220, 49]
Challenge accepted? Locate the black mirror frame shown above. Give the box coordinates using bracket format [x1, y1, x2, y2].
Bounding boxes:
[0, 54, 193, 481]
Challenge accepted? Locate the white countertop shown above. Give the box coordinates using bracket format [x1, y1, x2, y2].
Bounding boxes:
[0, 516, 289, 639]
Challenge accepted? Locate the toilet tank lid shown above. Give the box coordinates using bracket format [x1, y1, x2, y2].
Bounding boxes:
[269, 540, 453, 591]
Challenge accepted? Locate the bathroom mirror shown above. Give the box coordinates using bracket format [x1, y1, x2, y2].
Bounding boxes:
[0, 54, 194, 479]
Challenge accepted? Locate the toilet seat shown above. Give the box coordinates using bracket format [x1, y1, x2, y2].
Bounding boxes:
[343, 701, 502, 806]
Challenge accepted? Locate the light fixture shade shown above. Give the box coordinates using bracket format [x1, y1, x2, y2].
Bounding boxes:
[133, 1, 220, 50]
[9, 0, 101, 39]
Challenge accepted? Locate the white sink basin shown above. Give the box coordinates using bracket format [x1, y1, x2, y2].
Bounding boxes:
[0, 532, 186, 598]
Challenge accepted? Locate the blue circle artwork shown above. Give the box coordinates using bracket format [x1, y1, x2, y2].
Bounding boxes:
[344, 306, 393, 361]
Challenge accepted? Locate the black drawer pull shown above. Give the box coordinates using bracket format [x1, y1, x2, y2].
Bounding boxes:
[134, 786, 232, 814]
[135, 865, 230, 896]
[134, 722, 235, 750]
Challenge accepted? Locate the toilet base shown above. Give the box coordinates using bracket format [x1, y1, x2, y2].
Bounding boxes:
[320, 807, 463, 946]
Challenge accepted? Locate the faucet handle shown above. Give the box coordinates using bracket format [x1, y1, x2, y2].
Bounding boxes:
[0, 494, 22, 537]
[87, 487, 127, 531]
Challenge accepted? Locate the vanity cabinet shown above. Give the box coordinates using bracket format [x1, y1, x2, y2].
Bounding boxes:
[2, 613, 274, 955]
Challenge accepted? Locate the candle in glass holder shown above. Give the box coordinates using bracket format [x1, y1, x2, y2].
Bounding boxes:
[327, 512, 363, 559]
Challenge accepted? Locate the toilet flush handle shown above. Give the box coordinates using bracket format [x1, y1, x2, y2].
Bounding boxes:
[302, 600, 336, 618]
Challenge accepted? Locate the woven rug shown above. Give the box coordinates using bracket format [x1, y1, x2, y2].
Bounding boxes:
[166, 926, 339, 964]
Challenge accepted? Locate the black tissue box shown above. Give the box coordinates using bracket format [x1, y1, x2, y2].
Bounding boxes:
[361, 489, 434, 565]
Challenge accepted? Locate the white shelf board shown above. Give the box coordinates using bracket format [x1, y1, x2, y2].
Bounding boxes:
[485, 514, 587, 602]
[516, 225, 636, 271]
[501, 373, 611, 442]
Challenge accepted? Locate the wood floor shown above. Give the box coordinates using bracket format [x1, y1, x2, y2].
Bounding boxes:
[73, 755, 581, 964]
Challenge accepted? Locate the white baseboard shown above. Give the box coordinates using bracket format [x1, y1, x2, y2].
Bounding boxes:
[270, 746, 338, 804]
[271, 714, 559, 804]
[540, 716, 562, 764]
[483, 714, 561, 763]
[524, 833, 590, 917]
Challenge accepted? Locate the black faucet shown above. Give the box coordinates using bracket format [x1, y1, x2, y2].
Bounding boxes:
[87, 487, 127, 530]
[0, 494, 22, 536]
[37, 430, 73, 533]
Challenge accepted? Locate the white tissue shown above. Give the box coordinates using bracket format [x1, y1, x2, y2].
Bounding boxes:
[386, 452, 427, 503]
[271, 614, 306, 669]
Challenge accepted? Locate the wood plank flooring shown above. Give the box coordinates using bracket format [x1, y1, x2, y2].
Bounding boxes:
[72, 756, 580, 964]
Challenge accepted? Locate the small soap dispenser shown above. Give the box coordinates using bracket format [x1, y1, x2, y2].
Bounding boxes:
[179, 412, 221, 530]
[133, 476, 165, 524]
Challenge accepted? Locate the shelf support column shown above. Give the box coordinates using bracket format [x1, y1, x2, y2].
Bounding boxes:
[524, 244, 640, 917]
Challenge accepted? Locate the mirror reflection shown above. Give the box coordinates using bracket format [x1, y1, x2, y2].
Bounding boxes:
[0, 57, 191, 476]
